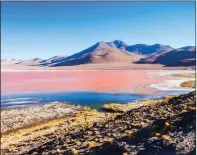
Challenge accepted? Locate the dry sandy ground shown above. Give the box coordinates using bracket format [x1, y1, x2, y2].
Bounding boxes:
[1, 103, 86, 133]
[1, 63, 194, 71]
[1, 105, 112, 152]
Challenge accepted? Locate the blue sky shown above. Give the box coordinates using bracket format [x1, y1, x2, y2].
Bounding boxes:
[2, 2, 195, 59]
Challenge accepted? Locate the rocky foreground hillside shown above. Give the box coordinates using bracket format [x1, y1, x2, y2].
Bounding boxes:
[4, 91, 194, 155]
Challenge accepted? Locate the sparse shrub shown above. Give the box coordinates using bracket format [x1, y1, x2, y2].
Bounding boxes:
[162, 135, 170, 141]
[140, 122, 146, 127]
[165, 122, 170, 127]
[155, 133, 161, 137]
[181, 109, 187, 113]
[95, 138, 98, 142]
[7, 146, 16, 152]
[71, 148, 78, 154]
[150, 113, 155, 118]
[87, 141, 95, 148]
[189, 106, 196, 111]
[56, 148, 61, 153]
[144, 119, 150, 123]
[76, 141, 81, 146]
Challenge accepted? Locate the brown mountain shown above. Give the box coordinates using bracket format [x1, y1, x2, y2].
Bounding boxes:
[40, 56, 67, 65]
[4, 40, 195, 68]
[17, 58, 44, 66]
[126, 43, 174, 55]
[137, 46, 196, 66]
[51, 47, 144, 66]
[1, 59, 22, 65]
[49, 41, 177, 66]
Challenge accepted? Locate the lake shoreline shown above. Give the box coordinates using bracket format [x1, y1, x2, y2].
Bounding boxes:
[1, 70, 195, 109]
[1, 70, 195, 154]
[1, 91, 195, 154]
[1, 89, 194, 110]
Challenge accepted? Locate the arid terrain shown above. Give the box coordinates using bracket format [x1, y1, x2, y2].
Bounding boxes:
[1, 71, 196, 155]
[1, 2, 196, 155]
[2, 62, 194, 71]
[1, 91, 195, 155]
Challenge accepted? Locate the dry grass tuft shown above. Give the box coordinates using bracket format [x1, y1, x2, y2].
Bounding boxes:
[87, 141, 95, 148]
[162, 135, 170, 141]
[71, 148, 78, 154]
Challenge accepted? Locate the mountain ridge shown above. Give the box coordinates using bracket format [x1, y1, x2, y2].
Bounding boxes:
[1, 40, 195, 67]
[137, 46, 196, 66]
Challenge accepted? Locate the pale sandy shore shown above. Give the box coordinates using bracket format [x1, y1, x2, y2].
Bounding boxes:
[1, 62, 195, 71]
[147, 70, 195, 91]
[1, 103, 87, 134]
[1, 103, 112, 151]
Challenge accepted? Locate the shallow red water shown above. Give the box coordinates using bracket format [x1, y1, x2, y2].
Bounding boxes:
[1, 70, 166, 94]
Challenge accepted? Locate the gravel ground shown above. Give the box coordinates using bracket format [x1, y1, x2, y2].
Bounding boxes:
[6, 91, 194, 155]
[1, 103, 86, 133]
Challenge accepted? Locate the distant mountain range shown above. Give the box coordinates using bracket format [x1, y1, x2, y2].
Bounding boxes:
[138, 46, 196, 66]
[126, 43, 174, 55]
[1, 59, 22, 65]
[2, 40, 196, 67]
[16, 58, 44, 66]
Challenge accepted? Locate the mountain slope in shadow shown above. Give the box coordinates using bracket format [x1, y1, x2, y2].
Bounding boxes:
[137, 46, 196, 66]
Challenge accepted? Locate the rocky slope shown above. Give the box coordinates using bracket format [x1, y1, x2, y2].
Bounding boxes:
[138, 46, 196, 67]
[181, 80, 195, 88]
[39, 56, 68, 66]
[16, 58, 44, 66]
[3, 91, 194, 155]
[1, 103, 86, 134]
[51, 48, 144, 66]
[50, 41, 174, 66]
[126, 44, 174, 55]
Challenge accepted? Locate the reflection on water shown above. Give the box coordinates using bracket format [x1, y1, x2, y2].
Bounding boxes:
[1, 90, 193, 110]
